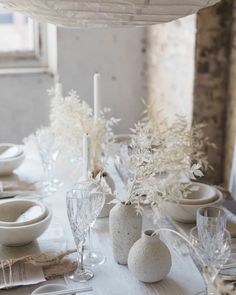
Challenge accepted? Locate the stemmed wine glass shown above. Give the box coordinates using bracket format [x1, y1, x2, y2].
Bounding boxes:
[35, 127, 60, 194]
[189, 226, 231, 295]
[83, 173, 109, 267]
[112, 135, 132, 185]
[197, 206, 227, 242]
[83, 219, 106, 267]
[189, 206, 231, 295]
[66, 180, 105, 282]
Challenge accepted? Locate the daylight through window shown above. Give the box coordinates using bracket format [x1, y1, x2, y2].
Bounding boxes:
[0, 8, 34, 53]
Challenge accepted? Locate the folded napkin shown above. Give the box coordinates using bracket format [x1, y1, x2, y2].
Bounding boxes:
[0, 146, 23, 160]
[0, 180, 39, 199]
[0, 249, 77, 289]
[0, 180, 36, 192]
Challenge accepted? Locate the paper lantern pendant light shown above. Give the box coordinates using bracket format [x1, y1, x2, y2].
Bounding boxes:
[0, 0, 220, 28]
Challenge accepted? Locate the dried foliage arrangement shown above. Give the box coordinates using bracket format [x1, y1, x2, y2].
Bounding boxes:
[49, 86, 119, 176]
[114, 114, 215, 214]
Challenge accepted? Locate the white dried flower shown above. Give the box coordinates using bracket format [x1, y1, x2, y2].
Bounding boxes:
[118, 114, 213, 213]
[49, 85, 119, 175]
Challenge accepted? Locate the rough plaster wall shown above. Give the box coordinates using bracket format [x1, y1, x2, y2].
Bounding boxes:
[57, 28, 146, 134]
[193, 0, 233, 185]
[0, 73, 52, 143]
[225, 1, 236, 187]
[145, 15, 196, 125]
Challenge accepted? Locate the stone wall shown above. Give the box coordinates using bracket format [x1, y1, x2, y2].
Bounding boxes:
[193, 0, 233, 185]
[224, 1, 236, 187]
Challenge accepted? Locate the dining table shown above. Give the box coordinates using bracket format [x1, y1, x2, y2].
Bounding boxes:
[0, 142, 227, 295]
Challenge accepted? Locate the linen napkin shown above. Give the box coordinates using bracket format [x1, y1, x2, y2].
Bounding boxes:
[0, 224, 77, 289]
[0, 180, 39, 198]
[0, 249, 77, 289]
[0, 180, 36, 192]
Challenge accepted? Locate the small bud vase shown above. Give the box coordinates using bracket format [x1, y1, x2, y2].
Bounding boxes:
[98, 172, 115, 218]
[128, 230, 172, 283]
[109, 202, 142, 265]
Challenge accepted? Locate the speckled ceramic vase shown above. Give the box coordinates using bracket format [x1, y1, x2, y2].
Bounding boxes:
[98, 172, 116, 218]
[128, 230, 172, 283]
[109, 202, 142, 265]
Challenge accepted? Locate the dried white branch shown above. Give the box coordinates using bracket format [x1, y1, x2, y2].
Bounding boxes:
[49, 85, 119, 175]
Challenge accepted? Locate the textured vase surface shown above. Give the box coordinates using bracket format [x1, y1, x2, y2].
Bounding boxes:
[99, 172, 115, 218]
[109, 202, 142, 265]
[128, 230, 172, 283]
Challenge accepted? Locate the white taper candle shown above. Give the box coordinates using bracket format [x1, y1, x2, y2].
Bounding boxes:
[55, 82, 63, 97]
[94, 73, 101, 123]
[83, 133, 90, 181]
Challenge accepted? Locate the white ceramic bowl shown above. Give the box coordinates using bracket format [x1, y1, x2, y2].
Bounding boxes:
[0, 206, 52, 246]
[0, 144, 25, 176]
[31, 284, 73, 295]
[163, 188, 223, 224]
[179, 182, 217, 205]
[0, 199, 46, 227]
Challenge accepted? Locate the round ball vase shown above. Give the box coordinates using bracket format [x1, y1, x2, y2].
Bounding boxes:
[128, 230, 172, 283]
[109, 202, 142, 265]
[99, 172, 116, 218]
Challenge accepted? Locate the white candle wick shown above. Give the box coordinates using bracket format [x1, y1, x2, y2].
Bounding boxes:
[94, 73, 101, 124]
[83, 133, 90, 181]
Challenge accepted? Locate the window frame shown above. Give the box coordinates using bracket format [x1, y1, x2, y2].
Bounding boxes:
[0, 20, 48, 70]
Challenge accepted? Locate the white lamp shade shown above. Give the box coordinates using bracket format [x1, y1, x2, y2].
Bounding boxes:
[0, 0, 220, 27]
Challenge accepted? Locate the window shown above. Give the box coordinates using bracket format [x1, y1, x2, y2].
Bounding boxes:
[0, 8, 48, 70]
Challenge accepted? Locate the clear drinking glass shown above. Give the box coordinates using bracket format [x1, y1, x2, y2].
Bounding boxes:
[66, 180, 105, 282]
[189, 226, 231, 295]
[75, 178, 106, 267]
[113, 136, 132, 185]
[84, 222, 106, 267]
[197, 206, 227, 243]
[35, 127, 60, 194]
